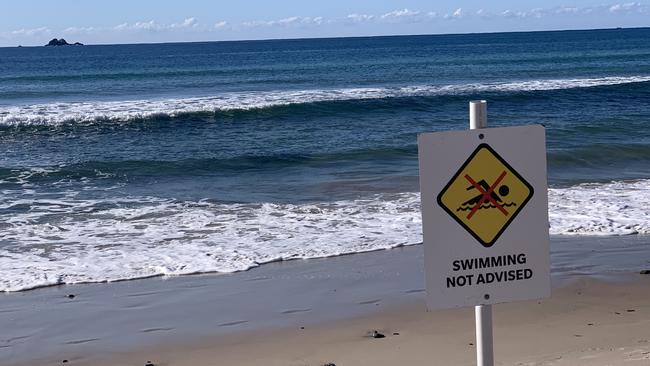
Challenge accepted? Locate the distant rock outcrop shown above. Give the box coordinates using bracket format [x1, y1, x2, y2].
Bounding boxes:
[45, 38, 83, 46]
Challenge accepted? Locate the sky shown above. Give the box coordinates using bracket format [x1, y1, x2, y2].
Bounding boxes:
[0, 1, 648, 46]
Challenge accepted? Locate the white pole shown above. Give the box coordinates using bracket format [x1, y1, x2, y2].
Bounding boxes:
[469, 100, 493, 366]
[469, 100, 487, 129]
[475, 303, 494, 366]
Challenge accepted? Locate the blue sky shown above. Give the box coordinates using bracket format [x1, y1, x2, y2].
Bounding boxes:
[1, 1, 648, 46]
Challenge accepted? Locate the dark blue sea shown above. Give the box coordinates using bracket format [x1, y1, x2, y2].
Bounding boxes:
[1, 28, 649, 291]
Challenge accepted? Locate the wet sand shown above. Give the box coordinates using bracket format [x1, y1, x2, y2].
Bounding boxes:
[2, 235, 649, 366]
[108, 278, 650, 366]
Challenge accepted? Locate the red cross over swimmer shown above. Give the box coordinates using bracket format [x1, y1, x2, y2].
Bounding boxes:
[463, 171, 509, 220]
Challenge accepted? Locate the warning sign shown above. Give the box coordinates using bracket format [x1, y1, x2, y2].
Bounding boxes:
[437, 144, 533, 247]
[418, 124, 549, 310]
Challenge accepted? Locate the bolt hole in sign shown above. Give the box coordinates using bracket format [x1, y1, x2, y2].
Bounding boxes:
[418, 125, 550, 310]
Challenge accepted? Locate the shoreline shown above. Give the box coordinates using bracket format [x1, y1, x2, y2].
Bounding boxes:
[2, 235, 649, 365]
[0, 243, 414, 294]
[4, 233, 650, 295]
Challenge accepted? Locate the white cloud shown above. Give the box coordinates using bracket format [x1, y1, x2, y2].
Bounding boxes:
[609, 2, 642, 12]
[346, 13, 375, 23]
[214, 21, 228, 29]
[112, 18, 207, 32]
[241, 20, 264, 27]
[134, 21, 160, 30]
[381, 8, 420, 20]
[276, 17, 300, 25]
[114, 20, 162, 31]
[444, 8, 463, 19]
[62, 26, 97, 34]
[345, 9, 438, 24]
[172, 17, 198, 29]
[244, 16, 324, 28]
[10, 27, 51, 36]
[501, 9, 544, 19]
[556, 6, 579, 14]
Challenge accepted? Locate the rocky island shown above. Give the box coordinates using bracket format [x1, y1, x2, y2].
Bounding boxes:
[45, 38, 83, 46]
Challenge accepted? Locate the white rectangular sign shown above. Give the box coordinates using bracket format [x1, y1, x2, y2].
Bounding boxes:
[418, 124, 550, 310]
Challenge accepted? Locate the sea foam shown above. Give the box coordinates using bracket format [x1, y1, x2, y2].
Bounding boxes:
[548, 179, 650, 236]
[2, 75, 650, 126]
[0, 178, 649, 292]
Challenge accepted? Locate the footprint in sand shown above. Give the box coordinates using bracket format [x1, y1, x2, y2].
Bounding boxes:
[218, 320, 249, 327]
[64, 338, 100, 345]
[358, 299, 382, 305]
[624, 348, 650, 361]
[140, 327, 174, 333]
[282, 308, 312, 314]
[405, 289, 425, 294]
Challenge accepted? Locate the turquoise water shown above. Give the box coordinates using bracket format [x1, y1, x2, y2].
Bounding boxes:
[0, 28, 649, 291]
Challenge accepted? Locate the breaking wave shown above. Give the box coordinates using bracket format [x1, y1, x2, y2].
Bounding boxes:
[2, 75, 649, 126]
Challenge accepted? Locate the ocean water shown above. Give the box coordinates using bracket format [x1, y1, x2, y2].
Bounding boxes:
[1, 29, 649, 292]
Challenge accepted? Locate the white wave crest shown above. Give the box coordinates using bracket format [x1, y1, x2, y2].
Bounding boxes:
[2, 75, 650, 126]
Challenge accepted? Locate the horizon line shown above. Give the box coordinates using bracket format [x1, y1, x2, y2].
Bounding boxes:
[3, 25, 645, 48]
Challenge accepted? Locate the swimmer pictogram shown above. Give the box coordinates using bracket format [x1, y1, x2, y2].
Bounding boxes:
[460, 173, 514, 219]
[437, 144, 533, 247]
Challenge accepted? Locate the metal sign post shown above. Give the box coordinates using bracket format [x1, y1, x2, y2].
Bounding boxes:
[417, 100, 549, 366]
[470, 100, 494, 366]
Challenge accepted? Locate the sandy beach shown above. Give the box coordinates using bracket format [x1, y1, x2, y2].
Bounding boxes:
[2, 235, 649, 366]
[110, 278, 650, 366]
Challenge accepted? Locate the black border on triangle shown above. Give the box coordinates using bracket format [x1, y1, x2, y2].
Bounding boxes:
[436, 143, 534, 248]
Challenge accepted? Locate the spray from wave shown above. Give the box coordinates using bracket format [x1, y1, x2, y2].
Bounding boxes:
[2, 75, 650, 126]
